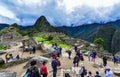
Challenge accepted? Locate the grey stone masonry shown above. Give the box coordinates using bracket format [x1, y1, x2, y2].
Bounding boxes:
[0, 70, 16, 77]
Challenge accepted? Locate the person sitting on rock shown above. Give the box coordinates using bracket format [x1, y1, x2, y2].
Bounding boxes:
[5, 53, 10, 63]
[16, 54, 20, 60]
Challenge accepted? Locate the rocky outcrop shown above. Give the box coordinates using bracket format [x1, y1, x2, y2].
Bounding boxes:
[24, 55, 51, 69]
[5, 57, 32, 68]
[0, 70, 16, 77]
[93, 62, 102, 68]
[0, 26, 23, 44]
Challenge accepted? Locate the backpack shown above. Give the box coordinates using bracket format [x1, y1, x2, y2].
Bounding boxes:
[83, 69, 87, 75]
[27, 67, 38, 77]
[52, 51, 57, 57]
[52, 60, 58, 68]
[80, 67, 87, 75]
[40, 68, 44, 75]
[57, 59, 61, 66]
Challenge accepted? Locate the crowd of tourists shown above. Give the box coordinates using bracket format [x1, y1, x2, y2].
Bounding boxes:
[17, 42, 119, 77]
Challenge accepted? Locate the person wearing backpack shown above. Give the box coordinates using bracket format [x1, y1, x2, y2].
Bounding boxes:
[40, 61, 48, 77]
[79, 64, 87, 77]
[103, 56, 107, 67]
[73, 54, 79, 67]
[95, 71, 101, 77]
[87, 71, 92, 77]
[52, 51, 57, 57]
[51, 56, 58, 77]
[67, 49, 72, 59]
[24, 60, 40, 77]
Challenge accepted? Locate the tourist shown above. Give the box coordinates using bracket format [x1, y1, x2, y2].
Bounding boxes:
[73, 54, 79, 67]
[91, 51, 97, 62]
[79, 63, 87, 77]
[105, 67, 113, 77]
[77, 52, 84, 61]
[87, 71, 92, 77]
[24, 60, 40, 77]
[5, 53, 10, 63]
[56, 47, 61, 57]
[32, 45, 36, 54]
[59, 46, 62, 55]
[103, 56, 107, 67]
[52, 51, 57, 57]
[74, 45, 78, 52]
[67, 49, 72, 59]
[51, 56, 58, 77]
[16, 54, 20, 60]
[88, 52, 91, 61]
[95, 71, 101, 77]
[113, 55, 119, 65]
[9, 53, 13, 61]
[50, 45, 54, 53]
[40, 61, 48, 77]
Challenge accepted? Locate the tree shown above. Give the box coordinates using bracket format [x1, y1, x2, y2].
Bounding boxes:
[93, 38, 104, 51]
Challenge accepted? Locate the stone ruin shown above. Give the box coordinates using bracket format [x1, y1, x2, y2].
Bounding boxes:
[5, 57, 32, 68]
[24, 55, 51, 69]
[21, 38, 38, 52]
[0, 70, 16, 77]
[0, 29, 23, 44]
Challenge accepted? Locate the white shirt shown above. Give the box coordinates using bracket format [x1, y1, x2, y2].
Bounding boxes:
[105, 71, 113, 77]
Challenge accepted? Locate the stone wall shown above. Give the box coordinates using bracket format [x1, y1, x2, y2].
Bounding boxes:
[24, 53, 52, 69]
[34, 32, 65, 37]
[0, 70, 16, 77]
[5, 57, 32, 68]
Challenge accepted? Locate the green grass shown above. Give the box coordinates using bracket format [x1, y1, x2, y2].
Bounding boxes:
[35, 37, 45, 41]
[34, 35, 72, 48]
[0, 45, 6, 50]
[59, 44, 70, 48]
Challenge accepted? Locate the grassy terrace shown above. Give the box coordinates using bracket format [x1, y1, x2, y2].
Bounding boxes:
[34, 34, 72, 49]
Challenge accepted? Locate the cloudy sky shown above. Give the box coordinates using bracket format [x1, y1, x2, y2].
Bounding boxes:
[0, 0, 120, 26]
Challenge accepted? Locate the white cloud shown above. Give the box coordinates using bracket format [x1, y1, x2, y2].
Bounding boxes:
[0, 0, 120, 26]
[0, 5, 19, 22]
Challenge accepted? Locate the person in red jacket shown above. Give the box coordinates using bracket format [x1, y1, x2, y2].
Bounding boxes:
[41, 61, 48, 77]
